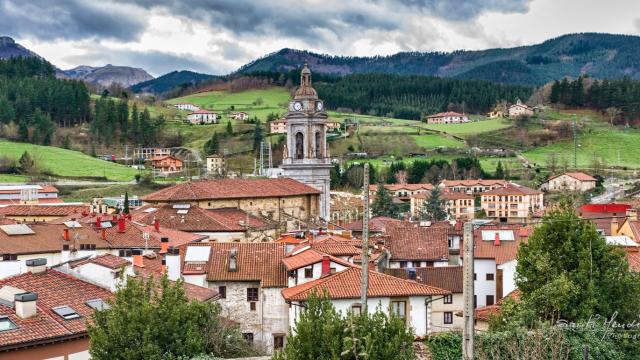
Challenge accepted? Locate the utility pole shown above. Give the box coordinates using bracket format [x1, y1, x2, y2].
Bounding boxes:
[573, 114, 577, 169]
[462, 222, 474, 360]
[360, 163, 370, 307]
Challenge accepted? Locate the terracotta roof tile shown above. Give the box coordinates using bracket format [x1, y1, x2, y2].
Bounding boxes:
[384, 222, 450, 261]
[282, 267, 449, 301]
[0, 270, 113, 350]
[481, 183, 541, 196]
[385, 266, 463, 293]
[282, 249, 353, 271]
[81, 254, 129, 270]
[368, 184, 433, 192]
[441, 179, 507, 187]
[459, 225, 530, 265]
[0, 223, 110, 255]
[344, 216, 400, 232]
[549, 172, 596, 182]
[0, 205, 87, 217]
[142, 178, 320, 202]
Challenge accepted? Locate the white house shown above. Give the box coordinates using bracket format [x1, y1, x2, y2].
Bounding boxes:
[230, 112, 249, 121]
[282, 267, 450, 337]
[187, 109, 218, 124]
[425, 112, 469, 124]
[541, 172, 597, 193]
[508, 99, 533, 118]
[173, 102, 200, 112]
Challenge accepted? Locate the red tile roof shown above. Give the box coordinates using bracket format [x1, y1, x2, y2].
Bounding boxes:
[368, 184, 433, 192]
[460, 225, 530, 265]
[0, 198, 64, 205]
[282, 249, 353, 271]
[0, 205, 87, 217]
[441, 179, 507, 187]
[142, 178, 320, 202]
[549, 172, 596, 182]
[427, 111, 466, 118]
[412, 191, 474, 200]
[282, 267, 449, 301]
[79, 254, 129, 270]
[0, 270, 113, 350]
[0, 223, 110, 255]
[309, 235, 363, 257]
[134, 204, 270, 233]
[189, 109, 215, 115]
[190, 243, 288, 288]
[343, 216, 400, 232]
[385, 266, 463, 293]
[384, 222, 450, 261]
[481, 182, 541, 195]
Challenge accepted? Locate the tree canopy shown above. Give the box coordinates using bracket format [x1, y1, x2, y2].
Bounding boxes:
[419, 187, 448, 221]
[371, 183, 400, 219]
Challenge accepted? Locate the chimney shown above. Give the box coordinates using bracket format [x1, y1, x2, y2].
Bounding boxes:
[101, 228, 107, 241]
[159, 237, 169, 254]
[63, 228, 70, 241]
[112, 215, 118, 222]
[229, 248, 238, 272]
[165, 247, 181, 281]
[118, 218, 126, 233]
[321, 255, 331, 276]
[132, 249, 144, 268]
[25, 258, 47, 274]
[154, 219, 160, 232]
[61, 244, 70, 263]
[96, 216, 102, 229]
[15, 292, 37, 319]
[494, 232, 501, 246]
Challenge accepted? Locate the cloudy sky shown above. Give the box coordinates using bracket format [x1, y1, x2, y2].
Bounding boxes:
[2, 0, 640, 76]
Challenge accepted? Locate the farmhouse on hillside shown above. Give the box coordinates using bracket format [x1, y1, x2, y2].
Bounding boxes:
[230, 112, 249, 121]
[425, 111, 469, 124]
[206, 154, 226, 176]
[187, 109, 218, 124]
[540, 172, 597, 193]
[150, 155, 183, 174]
[508, 99, 533, 118]
[173, 102, 200, 112]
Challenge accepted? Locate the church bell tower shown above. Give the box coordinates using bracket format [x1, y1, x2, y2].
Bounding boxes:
[280, 64, 332, 221]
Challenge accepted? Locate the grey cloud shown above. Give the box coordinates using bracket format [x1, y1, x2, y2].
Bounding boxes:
[390, 0, 532, 19]
[0, 0, 146, 41]
[64, 48, 223, 76]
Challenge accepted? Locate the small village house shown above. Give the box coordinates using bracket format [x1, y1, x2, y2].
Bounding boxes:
[439, 179, 507, 195]
[0, 184, 60, 205]
[369, 183, 433, 204]
[508, 99, 533, 118]
[173, 102, 200, 112]
[150, 155, 183, 174]
[187, 109, 218, 124]
[480, 183, 544, 222]
[541, 172, 597, 192]
[133, 147, 171, 161]
[230, 112, 249, 121]
[425, 111, 469, 124]
[270, 118, 288, 134]
[206, 154, 226, 176]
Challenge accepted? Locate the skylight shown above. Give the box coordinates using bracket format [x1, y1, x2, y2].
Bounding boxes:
[0, 317, 17, 332]
[63, 221, 82, 228]
[100, 221, 113, 228]
[52, 305, 80, 320]
[172, 204, 191, 209]
[0, 224, 35, 236]
[86, 299, 110, 311]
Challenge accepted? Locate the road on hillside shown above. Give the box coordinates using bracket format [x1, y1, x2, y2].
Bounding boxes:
[591, 178, 628, 204]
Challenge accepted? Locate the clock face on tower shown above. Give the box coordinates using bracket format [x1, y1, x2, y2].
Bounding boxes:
[316, 101, 323, 111]
[293, 102, 302, 111]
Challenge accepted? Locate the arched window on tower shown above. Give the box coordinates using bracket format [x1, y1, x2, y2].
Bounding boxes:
[315, 131, 322, 159]
[295, 132, 304, 159]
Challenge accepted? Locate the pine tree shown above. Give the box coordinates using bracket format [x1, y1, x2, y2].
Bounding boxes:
[123, 192, 130, 215]
[18, 151, 35, 174]
[420, 187, 448, 221]
[371, 183, 400, 218]
[495, 160, 505, 179]
[203, 132, 220, 156]
[226, 120, 233, 136]
[252, 120, 263, 153]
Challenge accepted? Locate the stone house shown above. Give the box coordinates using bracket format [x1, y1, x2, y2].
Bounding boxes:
[142, 178, 322, 231]
[540, 172, 597, 192]
[508, 99, 533, 118]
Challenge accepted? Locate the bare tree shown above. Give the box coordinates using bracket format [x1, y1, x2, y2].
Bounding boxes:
[605, 107, 622, 126]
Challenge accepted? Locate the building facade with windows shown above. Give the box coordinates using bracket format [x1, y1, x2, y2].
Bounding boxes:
[480, 183, 543, 222]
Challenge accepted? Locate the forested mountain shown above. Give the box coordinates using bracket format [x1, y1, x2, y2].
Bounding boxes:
[130, 70, 218, 95]
[238, 33, 640, 85]
[0, 36, 41, 60]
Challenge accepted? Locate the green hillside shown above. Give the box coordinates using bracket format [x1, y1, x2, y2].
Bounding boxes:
[0, 140, 139, 181]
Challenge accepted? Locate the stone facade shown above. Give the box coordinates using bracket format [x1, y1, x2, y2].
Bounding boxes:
[280, 64, 332, 221]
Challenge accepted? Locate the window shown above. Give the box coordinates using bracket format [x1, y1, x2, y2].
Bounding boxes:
[218, 286, 226, 299]
[444, 312, 453, 324]
[473, 273, 477, 280]
[0, 317, 17, 332]
[2, 254, 17, 261]
[250, 302, 256, 311]
[351, 304, 362, 315]
[243, 333, 254, 343]
[52, 305, 80, 320]
[443, 294, 453, 304]
[474, 295, 477, 308]
[274, 335, 285, 349]
[247, 288, 259, 302]
[85, 299, 109, 311]
[304, 267, 313, 278]
[486, 295, 495, 306]
[486, 273, 494, 281]
[399, 261, 407, 268]
[391, 301, 406, 318]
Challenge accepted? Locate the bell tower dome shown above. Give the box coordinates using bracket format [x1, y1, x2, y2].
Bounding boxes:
[279, 64, 332, 221]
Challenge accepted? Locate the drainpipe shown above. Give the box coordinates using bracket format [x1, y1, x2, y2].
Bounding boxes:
[425, 295, 451, 336]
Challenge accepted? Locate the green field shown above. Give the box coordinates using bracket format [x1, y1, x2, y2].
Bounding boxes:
[0, 174, 28, 183]
[411, 134, 465, 148]
[421, 118, 513, 136]
[0, 140, 139, 181]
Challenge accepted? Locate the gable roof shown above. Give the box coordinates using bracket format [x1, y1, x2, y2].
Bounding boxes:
[481, 182, 542, 196]
[310, 235, 363, 257]
[193, 243, 288, 288]
[282, 267, 449, 301]
[460, 225, 530, 265]
[385, 266, 463, 293]
[0, 269, 113, 350]
[343, 216, 400, 232]
[282, 249, 353, 271]
[0, 204, 87, 217]
[368, 184, 433, 192]
[73, 254, 129, 270]
[549, 172, 597, 182]
[427, 111, 466, 118]
[142, 178, 320, 202]
[384, 222, 449, 261]
[440, 179, 507, 187]
[0, 223, 110, 255]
